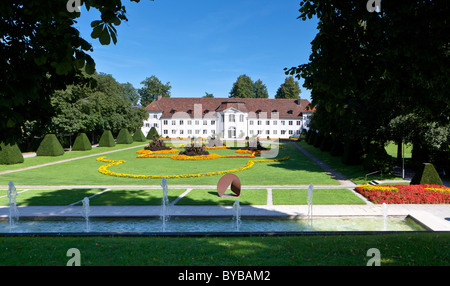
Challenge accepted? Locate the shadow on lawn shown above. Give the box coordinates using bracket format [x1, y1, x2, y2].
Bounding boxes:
[2, 188, 103, 206]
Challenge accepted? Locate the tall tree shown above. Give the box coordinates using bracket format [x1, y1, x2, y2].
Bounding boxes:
[253, 79, 269, 98]
[0, 0, 151, 144]
[203, 92, 214, 98]
[229, 75, 255, 98]
[120, 82, 140, 106]
[275, 77, 301, 99]
[139, 75, 171, 107]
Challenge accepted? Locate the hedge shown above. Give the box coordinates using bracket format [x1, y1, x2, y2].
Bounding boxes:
[0, 142, 24, 165]
[146, 127, 159, 140]
[116, 128, 133, 144]
[410, 163, 443, 186]
[36, 134, 65, 156]
[133, 129, 147, 142]
[98, 130, 116, 147]
[72, 133, 92, 151]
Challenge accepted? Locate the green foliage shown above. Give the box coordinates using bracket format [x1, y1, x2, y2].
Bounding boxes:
[313, 132, 324, 148]
[116, 128, 133, 144]
[410, 163, 443, 186]
[1, 0, 145, 144]
[275, 77, 301, 99]
[0, 142, 24, 165]
[203, 92, 214, 98]
[319, 134, 333, 152]
[132, 129, 147, 142]
[362, 143, 394, 173]
[36, 134, 65, 157]
[72, 133, 92, 151]
[139, 75, 171, 107]
[98, 130, 116, 147]
[253, 79, 269, 98]
[229, 75, 255, 98]
[146, 127, 160, 140]
[330, 139, 344, 157]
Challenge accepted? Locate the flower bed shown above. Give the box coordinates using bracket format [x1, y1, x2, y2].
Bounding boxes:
[96, 156, 290, 179]
[354, 184, 450, 204]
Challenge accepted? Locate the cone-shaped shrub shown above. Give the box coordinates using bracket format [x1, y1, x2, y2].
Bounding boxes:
[0, 142, 24, 165]
[146, 126, 160, 140]
[36, 134, 65, 156]
[133, 129, 147, 142]
[410, 163, 443, 185]
[98, 130, 116, 147]
[116, 128, 133, 144]
[72, 133, 92, 151]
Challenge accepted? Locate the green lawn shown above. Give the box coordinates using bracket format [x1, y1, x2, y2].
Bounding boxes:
[297, 141, 404, 185]
[0, 143, 339, 186]
[385, 141, 413, 159]
[176, 189, 267, 205]
[0, 233, 448, 266]
[272, 188, 366, 205]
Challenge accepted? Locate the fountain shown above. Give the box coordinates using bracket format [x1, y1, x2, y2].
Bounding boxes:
[7, 182, 19, 232]
[306, 183, 313, 230]
[382, 203, 388, 231]
[160, 177, 169, 232]
[232, 200, 241, 231]
[81, 197, 90, 232]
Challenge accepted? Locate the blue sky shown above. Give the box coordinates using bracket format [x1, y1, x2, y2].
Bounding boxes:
[75, 0, 319, 101]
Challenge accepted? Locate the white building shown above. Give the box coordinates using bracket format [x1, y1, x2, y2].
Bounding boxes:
[142, 97, 314, 140]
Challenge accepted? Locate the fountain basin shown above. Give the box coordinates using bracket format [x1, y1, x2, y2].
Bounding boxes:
[0, 215, 427, 234]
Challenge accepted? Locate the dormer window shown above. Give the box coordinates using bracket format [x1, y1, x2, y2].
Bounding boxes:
[287, 110, 293, 114]
[170, 109, 176, 114]
[187, 109, 192, 114]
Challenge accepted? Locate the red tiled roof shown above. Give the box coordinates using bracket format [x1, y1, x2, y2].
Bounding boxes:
[145, 97, 314, 119]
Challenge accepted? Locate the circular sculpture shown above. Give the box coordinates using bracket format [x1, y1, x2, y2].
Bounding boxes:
[217, 174, 241, 197]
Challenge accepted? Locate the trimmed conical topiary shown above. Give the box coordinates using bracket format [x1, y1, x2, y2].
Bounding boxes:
[133, 129, 147, 142]
[98, 130, 116, 147]
[0, 142, 24, 165]
[116, 128, 133, 144]
[36, 134, 65, 156]
[146, 126, 159, 140]
[410, 163, 443, 185]
[72, 133, 92, 151]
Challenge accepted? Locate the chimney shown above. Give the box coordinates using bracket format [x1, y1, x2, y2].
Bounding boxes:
[157, 95, 162, 101]
[297, 99, 302, 107]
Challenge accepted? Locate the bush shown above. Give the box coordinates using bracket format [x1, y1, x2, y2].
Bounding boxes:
[72, 133, 92, 151]
[342, 140, 363, 165]
[410, 163, 443, 185]
[146, 127, 159, 140]
[308, 130, 317, 145]
[330, 139, 344, 156]
[313, 132, 324, 148]
[98, 130, 116, 147]
[362, 143, 394, 173]
[116, 128, 133, 144]
[0, 142, 24, 165]
[36, 134, 65, 156]
[133, 129, 147, 142]
[319, 134, 333, 152]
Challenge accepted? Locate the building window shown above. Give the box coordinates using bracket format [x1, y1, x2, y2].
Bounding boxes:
[250, 130, 254, 135]
[180, 130, 184, 135]
[163, 120, 168, 125]
[266, 120, 270, 125]
[153, 114, 158, 119]
[266, 130, 270, 135]
[249, 121, 254, 125]
[195, 130, 200, 134]
[145, 123, 150, 127]
[187, 120, 192, 125]
[188, 130, 192, 135]
[163, 130, 168, 135]
[203, 130, 207, 135]
[273, 130, 277, 135]
[281, 130, 286, 135]
[172, 130, 176, 134]
[289, 130, 293, 135]
[229, 114, 235, 122]
[203, 120, 207, 125]
[240, 114, 244, 122]
[257, 120, 261, 125]
[273, 121, 277, 125]
[289, 121, 293, 125]
[195, 120, 199, 125]
[296, 130, 300, 135]
[172, 120, 176, 125]
[297, 121, 301, 125]
[153, 123, 158, 127]
[211, 120, 215, 125]
[281, 121, 285, 125]
[179, 120, 184, 125]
